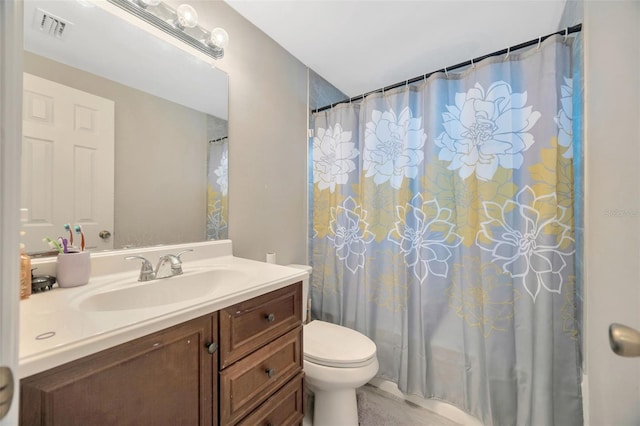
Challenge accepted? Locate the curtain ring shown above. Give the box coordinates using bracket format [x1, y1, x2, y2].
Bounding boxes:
[444, 67, 449, 78]
[471, 58, 475, 69]
[406, 79, 409, 87]
[537, 36, 542, 49]
[505, 47, 510, 60]
[564, 27, 569, 41]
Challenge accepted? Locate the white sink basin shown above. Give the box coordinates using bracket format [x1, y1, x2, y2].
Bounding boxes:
[74, 267, 250, 312]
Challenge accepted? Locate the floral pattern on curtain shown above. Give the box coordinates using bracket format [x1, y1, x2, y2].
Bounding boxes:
[207, 137, 228, 240]
[310, 34, 582, 425]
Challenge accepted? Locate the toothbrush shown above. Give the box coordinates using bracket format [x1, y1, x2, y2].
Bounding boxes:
[63, 223, 74, 246]
[43, 237, 63, 254]
[74, 225, 85, 251]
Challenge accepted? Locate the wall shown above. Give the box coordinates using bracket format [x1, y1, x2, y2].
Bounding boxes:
[558, 0, 583, 29]
[170, 0, 309, 264]
[309, 69, 348, 111]
[23, 52, 208, 249]
[583, 1, 640, 424]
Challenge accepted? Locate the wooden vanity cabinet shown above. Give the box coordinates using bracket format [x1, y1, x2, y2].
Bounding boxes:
[19, 282, 304, 426]
[20, 314, 217, 426]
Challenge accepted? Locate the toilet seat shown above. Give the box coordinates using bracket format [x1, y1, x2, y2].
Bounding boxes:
[304, 320, 377, 368]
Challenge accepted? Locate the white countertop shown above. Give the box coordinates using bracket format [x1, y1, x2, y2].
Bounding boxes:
[19, 240, 307, 378]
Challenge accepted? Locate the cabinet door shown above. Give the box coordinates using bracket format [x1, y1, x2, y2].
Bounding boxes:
[20, 315, 217, 426]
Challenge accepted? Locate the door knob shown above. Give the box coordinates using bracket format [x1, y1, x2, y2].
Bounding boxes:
[0, 366, 14, 420]
[99, 230, 112, 240]
[609, 323, 640, 357]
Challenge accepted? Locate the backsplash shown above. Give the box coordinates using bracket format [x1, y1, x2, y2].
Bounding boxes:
[31, 239, 233, 280]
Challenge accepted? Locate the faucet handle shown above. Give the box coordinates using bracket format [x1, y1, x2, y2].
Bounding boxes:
[169, 249, 193, 275]
[125, 255, 156, 281]
[174, 249, 193, 261]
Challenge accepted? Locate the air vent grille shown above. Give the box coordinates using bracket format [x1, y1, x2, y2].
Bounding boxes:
[34, 8, 72, 40]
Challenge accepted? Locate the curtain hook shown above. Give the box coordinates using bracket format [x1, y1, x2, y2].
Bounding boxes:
[471, 58, 475, 70]
[444, 67, 449, 78]
[537, 36, 542, 49]
[564, 27, 569, 41]
[505, 47, 510, 60]
[406, 79, 409, 87]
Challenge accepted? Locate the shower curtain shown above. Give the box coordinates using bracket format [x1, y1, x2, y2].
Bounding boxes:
[310, 34, 582, 425]
[207, 137, 229, 240]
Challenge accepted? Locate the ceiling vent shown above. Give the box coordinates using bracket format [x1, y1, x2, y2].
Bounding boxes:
[34, 8, 73, 40]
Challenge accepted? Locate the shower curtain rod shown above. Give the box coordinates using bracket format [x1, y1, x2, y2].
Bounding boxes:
[209, 136, 228, 143]
[314, 23, 582, 113]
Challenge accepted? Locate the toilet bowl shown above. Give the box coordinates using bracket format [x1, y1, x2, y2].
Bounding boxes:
[287, 265, 379, 426]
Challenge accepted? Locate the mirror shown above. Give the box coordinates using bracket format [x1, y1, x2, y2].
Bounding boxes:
[21, 0, 229, 255]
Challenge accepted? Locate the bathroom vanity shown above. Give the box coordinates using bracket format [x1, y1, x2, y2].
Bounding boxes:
[18, 241, 306, 425]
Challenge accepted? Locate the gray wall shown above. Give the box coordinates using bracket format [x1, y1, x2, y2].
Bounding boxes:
[23, 52, 208, 249]
[309, 69, 348, 111]
[180, 0, 309, 264]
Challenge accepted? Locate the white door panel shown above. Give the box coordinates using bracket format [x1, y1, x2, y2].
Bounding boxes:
[21, 73, 115, 252]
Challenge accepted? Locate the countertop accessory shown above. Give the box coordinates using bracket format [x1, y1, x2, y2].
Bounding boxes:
[56, 251, 91, 288]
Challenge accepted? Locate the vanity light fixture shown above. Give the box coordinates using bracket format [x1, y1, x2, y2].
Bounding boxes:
[174, 4, 198, 29]
[107, 0, 228, 60]
[136, 0, 161, 8]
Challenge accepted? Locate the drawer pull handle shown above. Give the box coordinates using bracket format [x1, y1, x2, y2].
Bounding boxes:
[206, 342, 218, 354]
[265, 313, 276, 322]
[265, 368, 276, 378]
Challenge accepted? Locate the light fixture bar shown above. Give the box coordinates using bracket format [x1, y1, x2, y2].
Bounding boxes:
[106, 0, 224, 60]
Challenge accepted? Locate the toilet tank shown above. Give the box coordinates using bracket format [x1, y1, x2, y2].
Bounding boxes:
[287, 264, 312, 323]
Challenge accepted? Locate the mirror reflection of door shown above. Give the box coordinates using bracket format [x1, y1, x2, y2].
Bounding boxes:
[21, 73, 115, 253]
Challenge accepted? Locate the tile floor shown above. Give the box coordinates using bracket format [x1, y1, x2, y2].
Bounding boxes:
[304, 384, 462, 426]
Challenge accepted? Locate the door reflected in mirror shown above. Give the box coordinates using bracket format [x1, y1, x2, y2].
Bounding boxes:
[22, 0, 228, 255]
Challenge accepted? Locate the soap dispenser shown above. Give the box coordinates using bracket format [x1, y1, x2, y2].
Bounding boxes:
[20, 244, 31, 300]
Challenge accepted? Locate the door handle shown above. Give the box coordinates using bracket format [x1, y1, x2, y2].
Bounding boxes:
[609, 323, 640, 357]
[0, 366, 14, 420]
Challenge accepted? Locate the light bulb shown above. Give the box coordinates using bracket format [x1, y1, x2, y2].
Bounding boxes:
[175, 4, 198, 29]
[208, 27, 229, 49]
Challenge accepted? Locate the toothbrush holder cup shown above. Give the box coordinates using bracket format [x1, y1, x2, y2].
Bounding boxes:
[56, 251, 91, 288]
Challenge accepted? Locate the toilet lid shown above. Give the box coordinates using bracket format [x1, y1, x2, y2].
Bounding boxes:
[304, 320, 377, 368]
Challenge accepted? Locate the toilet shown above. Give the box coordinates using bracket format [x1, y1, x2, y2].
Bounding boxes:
[287, 265, 379, 426]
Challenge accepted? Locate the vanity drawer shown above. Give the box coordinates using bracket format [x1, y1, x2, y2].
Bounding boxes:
[219, 282, 302, 368]
[235, 372, 305, 426]
[220, 327, 302, 425]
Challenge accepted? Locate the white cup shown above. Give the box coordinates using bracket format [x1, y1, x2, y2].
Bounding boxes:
[56, 251, 91, 288]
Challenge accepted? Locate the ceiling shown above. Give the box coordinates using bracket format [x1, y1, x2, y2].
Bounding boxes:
[225, 0, 568, 98]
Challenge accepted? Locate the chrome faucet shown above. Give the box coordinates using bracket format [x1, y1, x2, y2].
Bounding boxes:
[155, 249, 193, 279]
[125, 255, 156, 281]
[125, 249, 193, 281]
